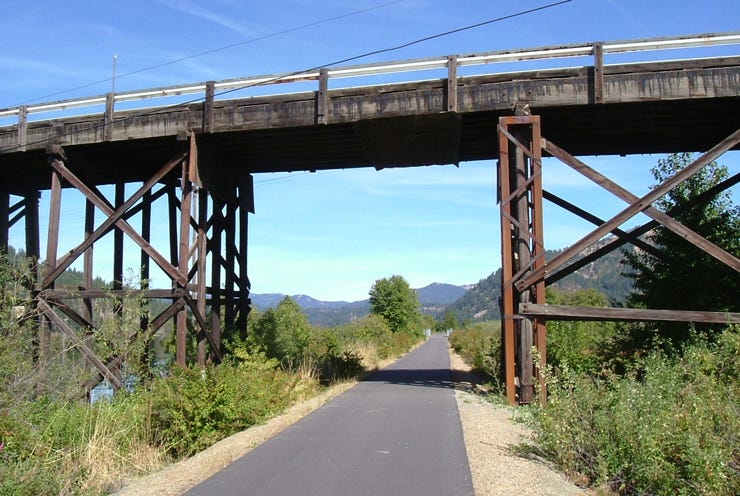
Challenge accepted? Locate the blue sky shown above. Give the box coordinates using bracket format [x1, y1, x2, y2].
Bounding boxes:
[1, 1, 738, 301]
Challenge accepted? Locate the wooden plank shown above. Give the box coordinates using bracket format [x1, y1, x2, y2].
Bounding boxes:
[519, 129, 740, 291]
[520, 303, 740, 324]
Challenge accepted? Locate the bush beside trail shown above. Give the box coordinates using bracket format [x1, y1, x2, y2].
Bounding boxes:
[0, 254, 423, 495]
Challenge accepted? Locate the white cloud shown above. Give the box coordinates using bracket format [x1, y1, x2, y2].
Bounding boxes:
[155, 0, 262, 37]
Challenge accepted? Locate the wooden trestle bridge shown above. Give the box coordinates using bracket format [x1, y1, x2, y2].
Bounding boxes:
[1, 32, 739, 404]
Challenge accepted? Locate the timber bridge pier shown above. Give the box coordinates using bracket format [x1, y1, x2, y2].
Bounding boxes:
[1, 32, 738, 404]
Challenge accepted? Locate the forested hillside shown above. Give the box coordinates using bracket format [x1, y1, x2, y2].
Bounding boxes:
[448, 237, 634, 323]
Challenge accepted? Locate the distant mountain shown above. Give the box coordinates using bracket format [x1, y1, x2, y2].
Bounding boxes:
[250, 282, 472, 327]
[447, 237, 635, 323]
[415, 283, 470, 305]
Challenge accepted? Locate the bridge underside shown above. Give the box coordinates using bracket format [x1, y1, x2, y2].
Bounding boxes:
[2, 97, 739, 193]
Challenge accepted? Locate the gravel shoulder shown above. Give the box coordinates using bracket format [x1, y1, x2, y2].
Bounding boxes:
[449, 350, 585, 496]
[114, 343, 584, 496]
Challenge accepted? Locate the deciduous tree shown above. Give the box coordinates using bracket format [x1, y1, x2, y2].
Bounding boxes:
[368, 275, 421, 335]
[623, 152, 739, 344]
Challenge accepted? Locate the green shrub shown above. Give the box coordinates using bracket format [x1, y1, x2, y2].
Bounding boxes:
[141, 346, 315, 458]
[528, 326, 739, 495]
[448, 321, 502, 382]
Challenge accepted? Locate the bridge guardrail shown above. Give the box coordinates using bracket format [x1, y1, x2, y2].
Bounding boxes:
[0, 32, 738, 126]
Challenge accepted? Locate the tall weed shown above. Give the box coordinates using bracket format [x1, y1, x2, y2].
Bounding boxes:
[528, 326, 739, 495]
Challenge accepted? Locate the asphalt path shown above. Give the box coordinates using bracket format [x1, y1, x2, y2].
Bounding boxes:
[185, 333, 474, 496]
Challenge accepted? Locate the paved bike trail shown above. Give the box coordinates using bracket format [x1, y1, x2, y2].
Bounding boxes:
[185, 333, 473, 496]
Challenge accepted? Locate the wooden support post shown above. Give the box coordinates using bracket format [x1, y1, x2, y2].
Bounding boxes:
[210, 199, 223, 361]
[592, 42, 604, 104]
[236, 173, 252, 337]
[447, 55, 458, 112]
[104, 92, 115, 141]
[196, 186, 208, 366]
[113, 182, 125, 290]
[39, 168, 63, 365]
[176, 148, 194, 367]
[224, 203, 236, 333]
[17, 106, 28, 152]
[0, 191, 8, 251]
[140, 188, 152, 370]
[317, 68, 329, 125]
[83, 194, 95, 324]
[24, 192, 40, 293]
[203, 81, 216, 133]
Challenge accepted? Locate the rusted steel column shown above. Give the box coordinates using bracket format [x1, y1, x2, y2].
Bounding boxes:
[513, 127, 534, 404]
[498, 123, 517, 406]
[498, 115, 546, 405]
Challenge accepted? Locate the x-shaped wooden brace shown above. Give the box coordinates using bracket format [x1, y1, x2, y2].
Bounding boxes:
[517, 128, 740, 292]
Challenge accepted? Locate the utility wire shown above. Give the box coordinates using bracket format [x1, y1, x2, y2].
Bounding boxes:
[5, 0, 573, 154]
[11, 0, 407, 107]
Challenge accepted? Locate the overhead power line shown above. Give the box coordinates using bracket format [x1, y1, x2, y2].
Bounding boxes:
[5, 0, 573, 154]
[12, 0, 407, 107]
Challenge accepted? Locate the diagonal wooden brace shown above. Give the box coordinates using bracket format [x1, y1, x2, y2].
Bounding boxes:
[519, 129, 740, 291]
[43, 154, 188, 288]
[38, 299, 124, 390]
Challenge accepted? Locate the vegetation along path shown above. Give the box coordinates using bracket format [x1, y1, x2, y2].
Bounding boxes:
[184, 333, 474, 496]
